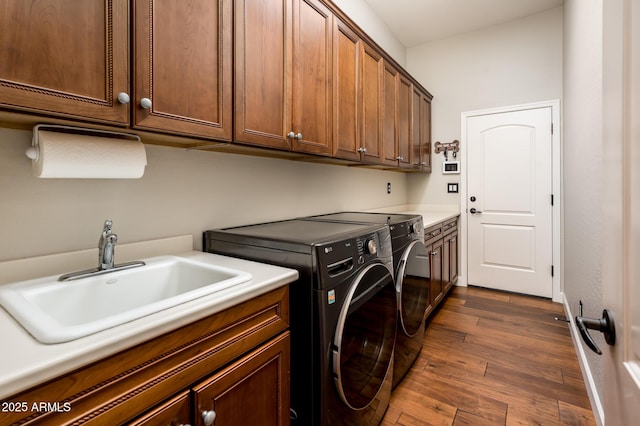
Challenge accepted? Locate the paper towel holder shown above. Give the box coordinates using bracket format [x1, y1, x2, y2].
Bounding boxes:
[26, 124, 142, 162]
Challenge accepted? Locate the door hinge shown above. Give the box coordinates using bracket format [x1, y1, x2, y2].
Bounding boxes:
[551, 265, 555, 277]
[551, 194, 554, 206]
[551, 123, 554, 135]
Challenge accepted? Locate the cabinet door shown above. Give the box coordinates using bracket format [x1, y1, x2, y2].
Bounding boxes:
[360, 43, 383, 163]
[0, 0, 129, 124]
[133, 0, 232, 140]
[129, 391, 191, 426]
[443, 235, 451, 289]
[448, 230, 458, 287]
[411, 87, 422, 170]
[397, 74, 413, 168]
[428, 239, 443, 307]
[332, 19, 361, 161]
[420, 93, 432, 172]
[235, 0, 292, 150]
[382, 61, 398, 166]
[193, 333, 290, 426]
[291, 0, 333, 156]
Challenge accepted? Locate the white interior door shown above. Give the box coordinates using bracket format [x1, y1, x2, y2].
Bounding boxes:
[602, 0, 640, 422]
[466, 107, 553, 297]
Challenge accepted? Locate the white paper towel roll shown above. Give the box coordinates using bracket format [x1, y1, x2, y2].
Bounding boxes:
[31, 130, 147, 179]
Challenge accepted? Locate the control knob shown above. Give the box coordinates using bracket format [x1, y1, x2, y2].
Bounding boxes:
[365, 239, 377, 255]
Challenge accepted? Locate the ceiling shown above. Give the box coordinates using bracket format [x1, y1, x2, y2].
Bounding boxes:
[361, 0, 564, 47]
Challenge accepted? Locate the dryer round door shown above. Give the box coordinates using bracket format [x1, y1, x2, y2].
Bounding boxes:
[396, 240, 431, 337]
[332, 263, 397, 410]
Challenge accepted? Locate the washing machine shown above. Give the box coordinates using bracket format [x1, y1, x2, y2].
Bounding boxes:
[302, 212, 429, 388]
[204, 219, 398, 425]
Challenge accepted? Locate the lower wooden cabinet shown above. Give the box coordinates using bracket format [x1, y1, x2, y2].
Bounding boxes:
[424, 216, 459, 319]
[128, 391, 192, 426]
[443, 229, 458, 292]
[192, 333, 290, 426]
[1, 287, 290, 426]
[131, 333, 290, 426]
[426, 237, 443, 309]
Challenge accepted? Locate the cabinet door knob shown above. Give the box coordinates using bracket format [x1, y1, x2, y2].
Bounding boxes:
[202, 410, 217, 426]
[430, 251, 438, 256]
[295, 132, 302, 140]
[396, 156, 404, 161]
[357, 147, 367, 153]
[140, 98, 152, 109]
[116, 92, 130, 104]
[287, 131, 295, 138]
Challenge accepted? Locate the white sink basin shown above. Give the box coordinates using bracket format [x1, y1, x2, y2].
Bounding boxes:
[0, 255, 252, 344]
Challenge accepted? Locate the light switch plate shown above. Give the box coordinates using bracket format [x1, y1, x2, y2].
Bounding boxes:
[447, 183, 459, 193]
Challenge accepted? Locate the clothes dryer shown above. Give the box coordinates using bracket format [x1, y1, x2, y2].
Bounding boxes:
[302, 212, 429, 388]
[204, 219, 397, 425]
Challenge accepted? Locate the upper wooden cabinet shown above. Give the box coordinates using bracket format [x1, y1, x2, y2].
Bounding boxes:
[359, 42, 384, 163]
[411, 86, 432, 172]
[234, 0, 291, 150]
[332, 19, 361, 161]
[235, 0, 333, 156]
[382, 67, 419, 170]
[291, 0, 333, 155]
[382, 61, 399, 167]
[133, 0, 233, 140]
[332, 20, 387, 164]
[0, 0, 129, 125]
[419, 91, 433, 172]
[397, 74, 413, 169]
[412, 87, 422, 170]
[0, 0, 432, 172]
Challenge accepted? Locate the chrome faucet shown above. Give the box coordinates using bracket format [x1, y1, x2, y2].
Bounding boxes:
[98, 220, 118, 270]
[58, 220, 145, 281]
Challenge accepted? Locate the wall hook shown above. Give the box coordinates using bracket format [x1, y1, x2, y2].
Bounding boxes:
[434, 140, 460, 155]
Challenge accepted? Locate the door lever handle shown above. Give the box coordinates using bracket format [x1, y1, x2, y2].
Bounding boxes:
[575, 309, 616, 355]
[469, 208, 482, 214]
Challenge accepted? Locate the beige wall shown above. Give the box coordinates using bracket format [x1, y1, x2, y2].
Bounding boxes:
[0, 128, 407, 261]
[405, 7, 564, 205]
[562, 0, 604, 416]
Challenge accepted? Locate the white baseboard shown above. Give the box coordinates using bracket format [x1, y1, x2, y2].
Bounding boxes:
[561, 292, 604, 426]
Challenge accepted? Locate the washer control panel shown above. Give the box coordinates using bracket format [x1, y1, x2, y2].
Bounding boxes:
[409, 218, 424, 240]
[355, 233, 379, 264]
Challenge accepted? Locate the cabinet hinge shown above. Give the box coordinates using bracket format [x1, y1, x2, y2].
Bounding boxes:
[551, 265, 555, 277]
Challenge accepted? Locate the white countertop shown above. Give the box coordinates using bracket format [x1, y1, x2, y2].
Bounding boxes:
[0, 250, 298, 400]
[366, 204, 460, 228]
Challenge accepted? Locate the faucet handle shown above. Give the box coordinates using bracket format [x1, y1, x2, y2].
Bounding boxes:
[103, 220, 113, 233]
[100, 233, 118, 270]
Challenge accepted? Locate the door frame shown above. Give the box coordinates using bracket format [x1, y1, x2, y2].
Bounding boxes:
[600, 0, 640, 424]
[460, 100, 562, 302]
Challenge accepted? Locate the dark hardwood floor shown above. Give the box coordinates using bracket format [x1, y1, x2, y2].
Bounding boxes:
[382, 285, 595, 426]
